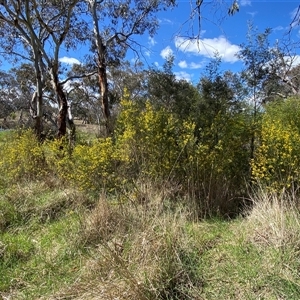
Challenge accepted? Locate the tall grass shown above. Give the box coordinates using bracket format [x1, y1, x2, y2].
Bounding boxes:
[1, 129, 300, 299]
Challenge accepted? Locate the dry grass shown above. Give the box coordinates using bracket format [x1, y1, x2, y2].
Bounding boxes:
[3, 178, 300, 299]
[242, 189, 300, 249]
[49, 184, 203, 300]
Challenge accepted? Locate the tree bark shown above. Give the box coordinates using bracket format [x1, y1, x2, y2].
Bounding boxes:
[50, 69, 75, 140]
[98, 56, 111, 135]
[30, 90, 43, 139]
[89, 0, 111, 136]
[56, 83, 68, 138]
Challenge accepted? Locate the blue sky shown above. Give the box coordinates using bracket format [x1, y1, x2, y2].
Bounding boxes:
[116, 0, 300, 84]
[9, 0, 299, 85]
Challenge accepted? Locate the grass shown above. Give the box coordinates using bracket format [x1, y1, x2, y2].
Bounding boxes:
[0, 181, 88, 299]
[1, 128, 300, 299]
[1, 179, 300, 299]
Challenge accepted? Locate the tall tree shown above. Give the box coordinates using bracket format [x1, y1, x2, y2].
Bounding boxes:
[263, 43, 300, 101]
[86, 0, 176, 135]
[147, 55, 201, 119]
[237, 24, 273, 161]
[0, 0, 88, 138]
[0, 0, 48, 136]
[197, 54, 244, 145]
[0, 70, 20, 119]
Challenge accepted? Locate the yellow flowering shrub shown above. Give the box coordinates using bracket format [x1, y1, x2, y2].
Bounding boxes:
[43, 137, 72, 180]
[251, 98, 300, 191]
[43, 136, 129, 191]
[0, 130, 46, 185]
[115, 99, 196, 181]
[189, 112, 252, 200]
[67, 137, 128, 191]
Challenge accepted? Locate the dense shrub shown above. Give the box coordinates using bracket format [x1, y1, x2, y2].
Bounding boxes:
[0, 130, 46, 185]
[67, 137, 128, 191]
[115, 98, 252, 214]
[115, 98, 196, 182]
[0, 96, 253, 215]
[251, 98, 300, 191]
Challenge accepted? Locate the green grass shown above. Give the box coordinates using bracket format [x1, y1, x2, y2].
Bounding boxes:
[1, 131, 300, 299]
[2, 182, 300, 299]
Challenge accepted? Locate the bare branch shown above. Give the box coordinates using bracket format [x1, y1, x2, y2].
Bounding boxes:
[60, 70, 98, 86]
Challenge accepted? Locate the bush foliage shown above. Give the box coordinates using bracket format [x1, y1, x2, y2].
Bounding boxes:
[0, 130, 46, 186]
[1, 96, 300, 214]
[251, 98, 300, 191]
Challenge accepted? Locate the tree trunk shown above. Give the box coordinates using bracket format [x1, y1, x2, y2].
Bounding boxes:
[50, 70, 75, 140]
[89, 0, 111, 136]
[98, 60, 111, 136]
[56, 84, 68, 138]
[67, 101, 76, 147]
[57, 83, 76, 142]
[30, 90, 43, 139]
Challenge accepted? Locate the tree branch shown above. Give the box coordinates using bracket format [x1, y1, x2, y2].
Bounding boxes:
[60, 70, 98, 86]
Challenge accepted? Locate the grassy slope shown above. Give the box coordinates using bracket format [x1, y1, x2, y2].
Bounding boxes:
[1, 129, 300, 299]
[1, 179, 300, 299]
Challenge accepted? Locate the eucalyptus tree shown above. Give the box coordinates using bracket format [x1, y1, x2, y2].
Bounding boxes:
[197, 55, 239, 144]
[0, 70, 20, 119]
[146, 55, 201, 119]
[262, 44, 300, 101]
[86, 0, 176, 135]
[0, 0, 47, 135]
[236, 24, 275, 164]
[108, 60, 147, 103]
[237, 25, 300, 104]
[0, 0, 89, 138]
[66, 64, 103, 127]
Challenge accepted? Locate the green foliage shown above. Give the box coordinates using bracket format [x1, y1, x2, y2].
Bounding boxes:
[115, 98, 196, 182]
[0, 89, 252, 215]
[251, 98, 300, 191]
[146, 56, 201, 119]
[0, 130, 46, 185]
[68, 137, 128, 191]
[0, 199, 19, 231]
[115, 94, 252, 214]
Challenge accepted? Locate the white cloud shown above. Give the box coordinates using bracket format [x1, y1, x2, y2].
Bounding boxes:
[174, 71, 193, 82]
[154, 62, 159, 67]
[59, 56, 81, 65]
[148, 37, 157, 46]
[175, 36, 240, 63]
[283, 55, 300, 67]
[178, 60, 188, 68]
[290, 7, 299, 19]
[145, 50, 151, 57]
[199, 30, 207, 37]
[190, 62, 205, 69]
[178, 60, 204, 69]
[240, 0, 251, 6]
[160, 46, 174, 59]
[159, 18, 174, 25]
[274, 26, 285, 31]
[262, 55, 300, 75]
[247, 11, 257, 18]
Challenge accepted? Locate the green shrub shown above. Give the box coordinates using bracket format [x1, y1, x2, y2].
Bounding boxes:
[0, 130, 46, 185]
[251, 98, 300, 191]
[115, 98, 251, 215]
[115, 99, 196, 181]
